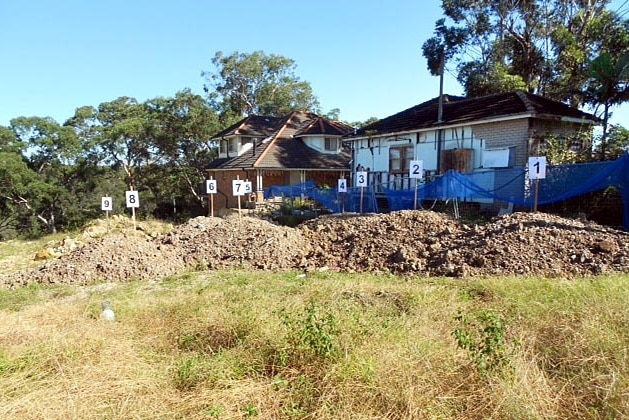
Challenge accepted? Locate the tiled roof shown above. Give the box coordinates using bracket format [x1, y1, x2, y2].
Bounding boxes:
[207, 111, 352, 171]
[349, 91, 598, 138]
[294, 116, 354, 137]
[257, 138, 351, 169]
[211, 115, 284, 139]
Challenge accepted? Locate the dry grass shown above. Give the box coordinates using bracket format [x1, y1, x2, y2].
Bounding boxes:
[2, 237, 629, 418]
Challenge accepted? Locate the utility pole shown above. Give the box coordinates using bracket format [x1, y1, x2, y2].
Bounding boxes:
[436, 52, 445, 174]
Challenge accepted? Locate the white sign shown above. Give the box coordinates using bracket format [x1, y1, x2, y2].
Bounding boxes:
[337, 178, 347, 193]
[409, 160, 424, 179]
[232, 180, 246, 196]
[125, 191, 139, 208]
[206, 179, 217, 194]
[528, 156, 547, 179]
[244, 181, 252, 194]
[101, 197, 113, 211]
[356, 171, 368, 187]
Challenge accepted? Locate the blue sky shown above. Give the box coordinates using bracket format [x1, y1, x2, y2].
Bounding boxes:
[1, 0, 627, 128]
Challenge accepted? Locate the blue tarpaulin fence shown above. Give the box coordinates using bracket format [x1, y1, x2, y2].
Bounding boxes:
[263, 154, 629, 229]
[264, 181, 379, 213]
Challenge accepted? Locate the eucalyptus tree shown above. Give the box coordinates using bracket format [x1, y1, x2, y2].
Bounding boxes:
[423, 0, 629, 111]
[9, 116, 82, 234]
[143, 89, 221, 216]
[0, 126, 35, 238]
[202, 50, 320, 118]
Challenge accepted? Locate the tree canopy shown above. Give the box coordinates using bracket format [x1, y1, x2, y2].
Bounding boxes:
[423, 0, 629, 109]
[202, 50, 321, 118]
[422, 0, 629, 157]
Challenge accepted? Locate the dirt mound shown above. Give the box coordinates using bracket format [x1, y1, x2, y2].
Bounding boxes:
[2, 211, 629, 288]
[1, 215, 309, 288]
[299, 211, 629, 277]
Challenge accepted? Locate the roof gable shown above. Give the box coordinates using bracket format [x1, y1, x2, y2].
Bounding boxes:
[294, 116, 354, 137]
[351, 91, 598, 138]
[207, 111, 352, 171]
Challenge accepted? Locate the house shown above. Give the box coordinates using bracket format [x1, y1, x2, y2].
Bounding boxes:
[344, 91, 599, 194]
[206, 111, 353, 210]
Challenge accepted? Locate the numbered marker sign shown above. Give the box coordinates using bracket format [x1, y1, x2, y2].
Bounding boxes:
[244, 181, 252, 194]
[356, 171, 368, 187]
[337, 178, 347, 193]
[101, 197, 113, 211]
[125, 191, 139, 208]
[205, 179, 217, 194]
[409, 160, 424, 179]
[528, 156, 547, 179]
[232, 180, 246, 196]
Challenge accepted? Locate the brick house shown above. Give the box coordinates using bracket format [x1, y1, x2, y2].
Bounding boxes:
[344, 91, 599, 192]
[206, 111, 353, 210]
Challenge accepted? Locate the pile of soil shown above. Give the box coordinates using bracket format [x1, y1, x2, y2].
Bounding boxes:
[2, 210, 629, 288]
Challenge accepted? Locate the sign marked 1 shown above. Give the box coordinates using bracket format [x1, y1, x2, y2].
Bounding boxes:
[528, 156, 547, 212]
[528, 156, 547, 179]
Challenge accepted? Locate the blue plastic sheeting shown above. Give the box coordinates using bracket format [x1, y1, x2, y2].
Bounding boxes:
[262, 154, 629, 229]
[264, 182, 379, 213]
[384, 154, 629, 229]
[264, 181, 317, 199]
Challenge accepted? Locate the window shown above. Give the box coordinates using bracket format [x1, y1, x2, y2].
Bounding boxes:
[228, 138, 238, 154]
[324, 137, 339, 151]
[389, 146, 414, 173]
[219, 140, 227, 155]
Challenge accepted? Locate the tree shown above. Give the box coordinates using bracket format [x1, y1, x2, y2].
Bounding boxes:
[143, 89, 221, 215]
[0, 150, 36, 238]
[421, 18, 468, 78]
[9, 117, 82, 234]
[458, 62, 527, 97]
[424, 0, 629, 108]
[584, 52, 629, 159]
[67, 97, 153, 191]
[596, 124, 629, 160]
[202, 51, 320, 117]
[423, 0, 544, 95]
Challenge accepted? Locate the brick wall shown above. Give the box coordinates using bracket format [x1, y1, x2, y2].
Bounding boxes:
[472, 119, 530, 166]
[206, 169, 347, 210]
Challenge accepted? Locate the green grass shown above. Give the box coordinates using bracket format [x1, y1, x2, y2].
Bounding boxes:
[2, 237, 629, 418]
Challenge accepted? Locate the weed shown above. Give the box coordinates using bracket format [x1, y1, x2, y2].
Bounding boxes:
[280, 299, 339, 361]
[174, 355, 208, 391]
[453, 309, 516, 377]
[204, 405, 224, 418]
[242, 402, 259, 417]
